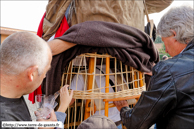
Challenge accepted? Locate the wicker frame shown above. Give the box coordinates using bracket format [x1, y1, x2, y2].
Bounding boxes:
[61, 53, 146, 128]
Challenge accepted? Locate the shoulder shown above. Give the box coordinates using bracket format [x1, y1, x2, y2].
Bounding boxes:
[149, 52, 193, 90]
[152, 60, 172, 77]
[152, 51, 193, 77]
[148, 60, 175, 91]
[164, 52, 194, 77]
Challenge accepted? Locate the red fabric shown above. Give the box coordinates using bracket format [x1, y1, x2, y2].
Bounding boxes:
[55, 16, 69, 38]
[37, 12, 46, 38]
[28, 13, 69, 104]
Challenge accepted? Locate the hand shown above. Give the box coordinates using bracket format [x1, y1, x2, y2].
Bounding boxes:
[144, 63, 155, 76]
[35, 110, 57, 129]
[35, 109, 57, 121]
[57, 85, 73, 113]
[144, 72, 153, 76]
[113, 100, 129, 111]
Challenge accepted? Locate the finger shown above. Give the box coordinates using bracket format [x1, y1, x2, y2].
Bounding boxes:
[70, 90, 73, 98]
[113, 101, 118, 106]
[50, 110, 55, 115]
[63, 85, 67, 91]
[120, 100, 124, 105]
[34, 111, 40, 116]
[144, 72, 152, 76]
[62, 86, 66, 93]
[60, 87, 64, 94]
[64, 85, 69, 95]
[49, 110, 57, 121]
[120, 101, 124, 105]
[35, 111, 43, 121]
[124, 100, 128, 104]
[64, 85, 69, 89]
[120, 100, 128, 107]
[61, 85, 67, 94]
[116, 101, 120, 105]
[60, 88, 62, 94]
[64, 86, 69, 95]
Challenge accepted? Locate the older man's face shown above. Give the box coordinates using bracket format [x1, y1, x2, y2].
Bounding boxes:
[162, 35, 179, 57]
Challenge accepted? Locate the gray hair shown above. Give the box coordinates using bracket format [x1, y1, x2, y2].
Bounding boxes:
[157, 5, 194, 44]
[0, 32, 50, 75]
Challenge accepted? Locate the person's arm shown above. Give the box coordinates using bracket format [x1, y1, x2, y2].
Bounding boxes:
[57, 85, 73, 112]
[56, 85, 73, 123]
[114, 61, 177, 129]
[48, 39, 76, 56]
[54, 112, 66, 124]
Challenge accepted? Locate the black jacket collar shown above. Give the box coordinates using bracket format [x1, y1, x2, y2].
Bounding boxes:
[183, 39, 194, 52]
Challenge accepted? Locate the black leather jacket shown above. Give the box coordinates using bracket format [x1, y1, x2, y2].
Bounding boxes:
[120, 40, 194, 129]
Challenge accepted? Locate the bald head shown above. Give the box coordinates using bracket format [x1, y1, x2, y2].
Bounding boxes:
[0, 32, 51, 75]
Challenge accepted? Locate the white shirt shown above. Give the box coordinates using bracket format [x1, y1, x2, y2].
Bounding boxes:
[70, 65, 120, 122]
[180, 48, 186, 53]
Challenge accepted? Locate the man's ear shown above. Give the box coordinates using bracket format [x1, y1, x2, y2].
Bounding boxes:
[27, 66, 38, 81]
[170, 29, 177, 43]
[171, 29, 177, 37]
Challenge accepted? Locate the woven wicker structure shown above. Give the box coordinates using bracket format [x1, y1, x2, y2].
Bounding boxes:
[61, 53, 146, 128]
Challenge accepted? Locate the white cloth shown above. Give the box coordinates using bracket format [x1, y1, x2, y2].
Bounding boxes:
[47, 34, 55, 42]
[70, 65, 121, 122]
[180, 48, 186, 53]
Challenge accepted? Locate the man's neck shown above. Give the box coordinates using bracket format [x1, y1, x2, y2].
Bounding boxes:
[175, 43, 187, 56]
[0, 74, 23, 98]
[1, 87, 23, 99]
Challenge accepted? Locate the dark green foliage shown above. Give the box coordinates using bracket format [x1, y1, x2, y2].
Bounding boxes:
[158, 43, 170, 60]
[155, 36, 164, 44]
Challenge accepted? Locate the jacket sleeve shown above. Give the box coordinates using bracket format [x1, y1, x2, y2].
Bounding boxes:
[55, 111, 66, 123]
[120, 61, 177, 129]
